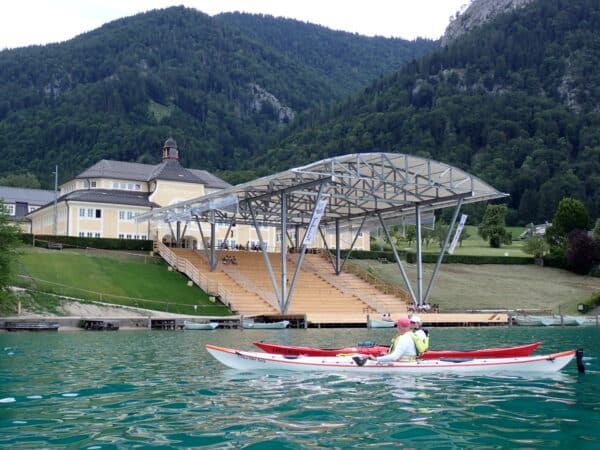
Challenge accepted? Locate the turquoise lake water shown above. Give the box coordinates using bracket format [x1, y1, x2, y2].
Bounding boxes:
[1, 326, 599, 449]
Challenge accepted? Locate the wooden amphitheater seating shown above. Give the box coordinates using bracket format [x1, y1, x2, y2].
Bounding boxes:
[166, 248, 409, 319]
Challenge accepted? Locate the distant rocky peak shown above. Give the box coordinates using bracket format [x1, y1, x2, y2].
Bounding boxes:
[248, 83, 295, 124]
[442, 0, 535, 46]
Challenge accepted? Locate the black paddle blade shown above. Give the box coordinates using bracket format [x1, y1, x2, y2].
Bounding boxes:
[576, 348, 585, 373]
[352, 356, 367, 367]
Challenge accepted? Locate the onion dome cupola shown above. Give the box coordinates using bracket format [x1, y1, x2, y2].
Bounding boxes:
[162, 137, 179, 161]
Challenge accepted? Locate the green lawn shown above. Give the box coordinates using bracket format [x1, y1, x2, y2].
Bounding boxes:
[352, 259, 600, 315]
[11, 247, 231, 316]
[398, 225, 529, 257]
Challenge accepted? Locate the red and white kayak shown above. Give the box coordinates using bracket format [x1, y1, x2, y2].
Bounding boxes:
[252, 341, 541, 359]
[206, 344, 577, 375]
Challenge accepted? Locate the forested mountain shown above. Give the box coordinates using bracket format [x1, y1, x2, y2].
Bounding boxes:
[215, 12, 430, 95]
[1, 0, 598, 225]
[260, 0, 600, 224]
[0, 6, 434, 187]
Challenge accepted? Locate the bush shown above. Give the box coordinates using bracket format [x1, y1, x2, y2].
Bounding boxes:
[566, 229, 600, 275]
[19, 234, 153, 251]
[579, 291, 600, 313]
[543, 253, 568, 269]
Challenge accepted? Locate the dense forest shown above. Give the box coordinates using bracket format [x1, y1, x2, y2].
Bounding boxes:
[261, 0, 600, 224]
[0, 6, 433, 186]
[0, 0, 599, 225]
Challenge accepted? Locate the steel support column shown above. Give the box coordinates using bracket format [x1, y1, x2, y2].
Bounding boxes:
[340, 215, 367, 272]
[280, 192, 288, 310]
[378, 213, 417, 305]
[210, 211, 216, 271]
[195, 217, 212, 265]
[415, 204, 423, 306]
[284, 186, 327, 313]
[335, 218, 341, 275]
[248, 201, 282, 309]
[423, 198, 464, 304]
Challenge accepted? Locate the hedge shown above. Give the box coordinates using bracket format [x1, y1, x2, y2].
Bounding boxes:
[18, 234, 153, 251]
[336, 250, 406, 262]
[405, 252, 534, 265]
[335, 249, 533, 265]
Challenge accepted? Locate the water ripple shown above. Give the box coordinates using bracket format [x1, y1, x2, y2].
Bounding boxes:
[1, 328, 598, 448]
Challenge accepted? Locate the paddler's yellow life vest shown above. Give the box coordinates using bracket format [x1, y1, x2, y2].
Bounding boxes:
[410, 332, 430, 356]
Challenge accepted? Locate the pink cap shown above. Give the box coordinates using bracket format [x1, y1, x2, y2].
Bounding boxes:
[397, 317, 411, 328]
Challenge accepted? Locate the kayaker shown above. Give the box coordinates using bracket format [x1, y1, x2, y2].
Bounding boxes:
[409, 315, 430, 355]
[368, 317, 416, 362]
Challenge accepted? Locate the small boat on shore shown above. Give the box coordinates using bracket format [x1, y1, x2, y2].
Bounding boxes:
[205, 344, 578, 374]
[576, 316, 599, 326]
[242, 320, 289, 329]
[184, 321, 219, 330]
[253, 341, 541, 359]
[367, 319, 395, 328]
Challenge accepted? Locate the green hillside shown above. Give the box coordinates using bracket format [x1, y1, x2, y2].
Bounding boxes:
[0, 7, 433, 186]
[9, 247, 231, 316]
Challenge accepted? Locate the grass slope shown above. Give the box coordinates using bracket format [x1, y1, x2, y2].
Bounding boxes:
[354, 260, 600, 315]
[10, 247, 231, 316]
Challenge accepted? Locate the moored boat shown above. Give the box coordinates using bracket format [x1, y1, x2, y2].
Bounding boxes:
[184, 321, 219, 330]
[514, 315, 588, 326]
[205, 344, 577, 374]
[242, 320, 289, 329]
[367, 319, 395, 328]
[576, 316, 599, 326]
[253, 341, 541, 359]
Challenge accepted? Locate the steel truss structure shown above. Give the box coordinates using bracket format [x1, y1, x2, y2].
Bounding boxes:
[137, 153, 507, 314]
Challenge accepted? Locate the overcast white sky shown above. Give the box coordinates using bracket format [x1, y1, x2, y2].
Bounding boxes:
[1, 0, 471, 50]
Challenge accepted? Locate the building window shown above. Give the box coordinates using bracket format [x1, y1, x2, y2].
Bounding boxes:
[113, 182, 119, 189]
[87, 208, 93, 218]
[91, 181, 97, 188]
[79, 232, 85, 237]
[80, 208, 85, 217]
[87, 232, 93, 237]
[126, 234, 132, 239]
[95, 209, 102, 218]
[135, 184, 141, 191]
[94, 232, 101, 238]
[118, 234, 124, 239]
[28, 205, 39, 213]
[119, 211, 125, 221]
[3, 204, 15, 216]
[127, 211, 135, 220]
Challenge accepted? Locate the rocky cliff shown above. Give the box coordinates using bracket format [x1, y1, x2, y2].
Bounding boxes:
[442, 0, 535, 46]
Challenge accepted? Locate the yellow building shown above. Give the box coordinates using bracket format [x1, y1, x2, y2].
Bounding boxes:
[27, 138, 371, 251]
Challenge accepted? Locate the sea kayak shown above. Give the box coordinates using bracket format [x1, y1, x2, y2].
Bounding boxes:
[206, 344, 577, 374]
[252, 341, 541, 359]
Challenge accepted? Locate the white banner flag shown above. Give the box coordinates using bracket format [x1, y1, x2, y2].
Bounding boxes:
[302, 199, 328, 246]
[448, 214, 468, 255]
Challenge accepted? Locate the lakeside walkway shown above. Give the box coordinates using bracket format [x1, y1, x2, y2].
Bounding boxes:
[0, 311, 510, 330]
